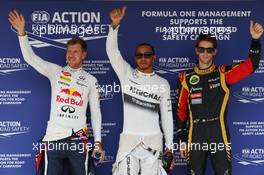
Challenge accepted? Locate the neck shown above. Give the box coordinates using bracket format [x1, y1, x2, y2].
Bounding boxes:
[137, 67, 153, 74]
[68, 64, 82, 70]
[198, 61, 213, 70]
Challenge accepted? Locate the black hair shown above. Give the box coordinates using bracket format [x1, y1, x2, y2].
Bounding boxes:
[135, 43, 155, 54]
[195, 34, 217, 49]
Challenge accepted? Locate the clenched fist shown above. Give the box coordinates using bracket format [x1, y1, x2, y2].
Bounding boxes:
[250, 20, 263, 39]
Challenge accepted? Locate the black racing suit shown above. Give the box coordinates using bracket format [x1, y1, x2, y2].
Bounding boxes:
[176, 39, 261, 175]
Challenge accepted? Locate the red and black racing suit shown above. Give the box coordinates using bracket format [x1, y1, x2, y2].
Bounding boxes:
[176, 39, 261, 175]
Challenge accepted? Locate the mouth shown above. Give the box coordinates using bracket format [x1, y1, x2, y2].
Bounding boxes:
[139, 61, 148, 64]
[67, 57, 76, 62]
[139, 64, 148, 67]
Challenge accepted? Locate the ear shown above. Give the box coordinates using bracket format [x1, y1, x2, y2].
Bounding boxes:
[195, 48, 199, 55]
[82, 51, 87, 60]
[213, 49, 217, 56]
[152, 55, 157, 63]
[134, 56, 137, 62]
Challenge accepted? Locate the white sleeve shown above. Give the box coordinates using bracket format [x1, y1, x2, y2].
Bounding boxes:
[106, 25, 132, 81]
[18, 35, 61, 79]
[160, 81, 174, 150]
[89, 77, 102, 142]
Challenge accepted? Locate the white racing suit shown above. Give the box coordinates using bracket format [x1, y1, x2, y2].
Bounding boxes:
[112, 133, 167, 175]
[18, 35, 102, 175]
[106, 26, 174, 175]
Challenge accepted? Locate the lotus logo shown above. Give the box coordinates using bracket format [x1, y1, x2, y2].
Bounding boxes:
[190, 75, 200, 85]
[31, 11, 50, 24]
[61, 105, 75, 113]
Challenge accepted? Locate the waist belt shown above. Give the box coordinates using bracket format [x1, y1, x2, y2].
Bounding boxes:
[193, 117, 219, 124]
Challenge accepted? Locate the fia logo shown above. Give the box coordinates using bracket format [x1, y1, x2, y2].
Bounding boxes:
[242, 87, 250, 92]
[31, 11, 50, 24]
[159, 57, 167, 63]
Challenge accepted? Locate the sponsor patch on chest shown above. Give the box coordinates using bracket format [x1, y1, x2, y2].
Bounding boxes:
[209, 83, 221, 89]
[191, 98, 202, 104]
[190, 93, 202, 99]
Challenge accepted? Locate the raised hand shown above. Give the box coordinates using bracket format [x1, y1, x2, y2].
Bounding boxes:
[250, 20, 263, 39]
[109, 6, 126, 28]
[8, 10, 26, 36]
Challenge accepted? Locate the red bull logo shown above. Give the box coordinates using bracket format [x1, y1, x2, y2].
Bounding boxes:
[72, 91, 82, 99]
[58, 87, 83, 106]
[60, 88, 71, 95]
[60, 87, 83, 99]
[56, 96, 83, 107]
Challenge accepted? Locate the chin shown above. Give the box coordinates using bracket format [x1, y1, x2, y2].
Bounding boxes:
[139, 66, 148, 70]
[139, 64, 149, 68]
[201, 59, 212, 64]
[68, 63, 76, 68]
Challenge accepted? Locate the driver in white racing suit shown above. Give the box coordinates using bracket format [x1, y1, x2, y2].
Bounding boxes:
[106, 6, 175, 175]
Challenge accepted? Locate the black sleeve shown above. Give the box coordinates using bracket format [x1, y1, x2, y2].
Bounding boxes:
[249, 39, 261, 71]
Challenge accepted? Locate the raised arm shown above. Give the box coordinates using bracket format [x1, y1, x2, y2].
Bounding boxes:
[106, 6, 132, 81]
[9, 10, 60, 79]
[224, 20, 263, 85]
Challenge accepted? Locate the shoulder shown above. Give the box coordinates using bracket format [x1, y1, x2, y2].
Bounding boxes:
[178, 68, 195, 82]
[154, 74, 170, 87]
[82, 70, 97, 81]
[81, 70, 99, 89]
[218, 64, 231, 73]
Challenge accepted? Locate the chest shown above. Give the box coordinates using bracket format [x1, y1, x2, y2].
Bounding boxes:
[187, 72, 223, 101]
[53, 70, 90, 100]
[123, 73, 162, 103]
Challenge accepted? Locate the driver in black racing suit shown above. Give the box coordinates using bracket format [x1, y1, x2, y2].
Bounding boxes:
[176, 21, 263, 175]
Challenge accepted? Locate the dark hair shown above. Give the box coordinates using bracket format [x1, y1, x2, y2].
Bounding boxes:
[195, 34, 217, 49]
[67, 37, 87, 51]
[135, 43, 155, 54]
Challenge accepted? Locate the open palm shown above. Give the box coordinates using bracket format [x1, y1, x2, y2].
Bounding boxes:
[8, 10, 26, 36]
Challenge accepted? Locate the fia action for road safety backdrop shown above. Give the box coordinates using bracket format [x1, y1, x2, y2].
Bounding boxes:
[0, 0, 263, 175]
